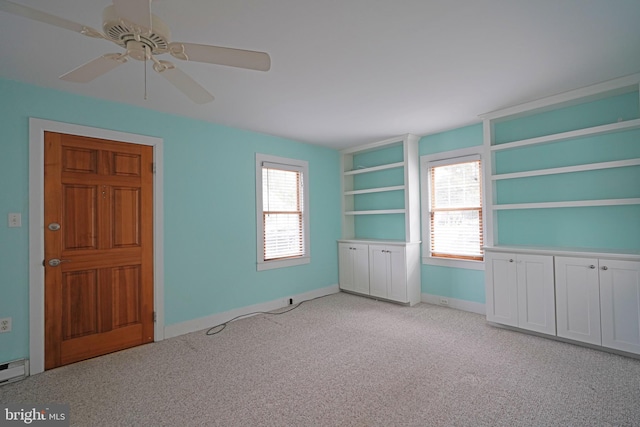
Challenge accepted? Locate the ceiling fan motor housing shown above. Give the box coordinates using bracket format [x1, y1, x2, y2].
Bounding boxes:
[102, 5, 170, 57]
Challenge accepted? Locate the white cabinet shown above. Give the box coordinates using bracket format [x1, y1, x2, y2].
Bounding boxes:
[485, 251, 555, 335]
[338, 243, 370, 295]
[339, 240, 420, 305]
[485, 252, 518, 327]
[556, 257, 640, 353]
[369, 245, 407, 302]
[600, 259, 640, 354]
[554, 257, 602, 345]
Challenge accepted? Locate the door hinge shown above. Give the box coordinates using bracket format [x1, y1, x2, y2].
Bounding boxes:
[153, 311, 157, 322]
[151, 162, 156, 174]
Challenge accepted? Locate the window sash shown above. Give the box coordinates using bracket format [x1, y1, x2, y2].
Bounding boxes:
[262, 166, 305, 261]
[429, 159, 483, 261]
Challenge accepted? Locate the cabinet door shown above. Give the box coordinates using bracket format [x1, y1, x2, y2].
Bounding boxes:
[352, 244, 371, 295]
[338, 243, 355, 292]
[485, 252, 518, 327]
[369, 245, 388, 299]
[555, 257, 601, 345]
[599, 260, 640, 354]
[387, 246, 407, 303]
[516, 254, 555, 335]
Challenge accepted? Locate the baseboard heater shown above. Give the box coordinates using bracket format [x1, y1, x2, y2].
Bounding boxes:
[0, 358, 29, 385]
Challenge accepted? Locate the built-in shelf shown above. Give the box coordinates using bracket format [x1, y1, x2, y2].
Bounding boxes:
[492, 158, 640, 180]
[344, 209, 406, 215]
[343, 161, 404, 175]
[490, 118, 640, 152]
[482, 74, 640, 248]
[341, 134, 420, 242]
[493, 198, 640, 210]
[344, 185, 405, 196]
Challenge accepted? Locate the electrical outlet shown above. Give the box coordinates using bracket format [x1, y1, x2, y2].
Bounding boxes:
[439, 298, 449, 306]
[0, 318, 11, 333]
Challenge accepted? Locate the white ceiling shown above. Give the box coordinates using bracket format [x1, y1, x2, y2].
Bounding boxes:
[1, 0, 640, 149]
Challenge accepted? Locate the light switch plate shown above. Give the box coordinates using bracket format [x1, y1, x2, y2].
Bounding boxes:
[8, 213, 21, 228]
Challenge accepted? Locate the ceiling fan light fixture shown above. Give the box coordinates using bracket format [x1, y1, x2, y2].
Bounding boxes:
[102, 5, 170, 55]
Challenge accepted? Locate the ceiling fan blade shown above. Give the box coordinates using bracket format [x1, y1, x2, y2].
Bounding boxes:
[113, 0, 151, 30]
[0, 0, 103, 38]
[60, 54, 128, 83]
[153, 61, 214, 104]
[169, 42, 271, 72]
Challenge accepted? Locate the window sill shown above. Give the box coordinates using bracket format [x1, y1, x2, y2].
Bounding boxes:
[257, 256, 310, 271]
[422, 256, 485, 270]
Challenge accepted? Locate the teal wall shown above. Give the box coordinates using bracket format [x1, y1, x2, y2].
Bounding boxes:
[419, 123, 485, 304]
[0, 79, 341, 363]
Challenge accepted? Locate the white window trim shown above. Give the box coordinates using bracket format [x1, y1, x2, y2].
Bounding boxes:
[420, 146, 485, 271]
[256, 153, 310, 271]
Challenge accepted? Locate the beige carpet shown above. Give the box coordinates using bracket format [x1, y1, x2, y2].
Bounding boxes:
[2, 292, 640, 426]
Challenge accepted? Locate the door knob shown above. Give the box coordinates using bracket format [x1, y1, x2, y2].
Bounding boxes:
[48, 222, 61, 231]
[48, 259, 70, 267]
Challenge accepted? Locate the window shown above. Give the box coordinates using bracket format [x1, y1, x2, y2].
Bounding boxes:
[421, 150, 484, 268]
[256, 154, 310, 270]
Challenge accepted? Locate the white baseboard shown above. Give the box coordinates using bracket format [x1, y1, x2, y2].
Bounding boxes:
[164, 284, 340, 339]
[421, 293, 486, 315]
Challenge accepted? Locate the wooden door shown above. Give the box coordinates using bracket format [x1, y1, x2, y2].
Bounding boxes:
[44, 132, 154, 369]
[555, 256, 601, 346]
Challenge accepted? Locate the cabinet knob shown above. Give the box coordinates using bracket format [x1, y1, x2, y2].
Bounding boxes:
[601, 266, 608, 271]
[509, 259, 514, 263]
[589, 265, 596, 269]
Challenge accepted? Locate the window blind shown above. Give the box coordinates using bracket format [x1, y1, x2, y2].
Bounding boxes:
[262, 165, 304, 261]
[429, 159, 483, 260]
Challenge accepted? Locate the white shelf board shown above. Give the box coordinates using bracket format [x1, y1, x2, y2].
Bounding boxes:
[344, 161, 404, 176]
[492, 158, 640, 180]
[490, 118, 640, 152]
[344, 185, 405, 196]
[344, 209, 405, 215]
[339, 238, 420, 245]
[493, 198, 640, 210]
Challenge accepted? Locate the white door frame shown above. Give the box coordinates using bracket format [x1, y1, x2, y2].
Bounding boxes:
[28, 118, 165, 375]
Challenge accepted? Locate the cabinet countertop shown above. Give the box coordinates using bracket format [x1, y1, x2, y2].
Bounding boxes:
[484, 245, 640, 260]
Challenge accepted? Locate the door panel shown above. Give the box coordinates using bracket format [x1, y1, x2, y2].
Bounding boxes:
[63, 185, 98, 250]
[112, 265, 142, 328]
[112, 187, 141, 247]
[44, 132, 153, 369]
[61, 270, 99, 340]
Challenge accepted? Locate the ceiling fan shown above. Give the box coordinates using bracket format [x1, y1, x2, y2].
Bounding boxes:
[0, 0, 271, 103]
